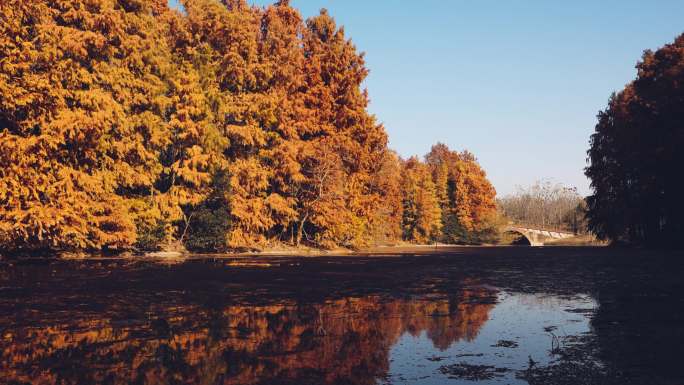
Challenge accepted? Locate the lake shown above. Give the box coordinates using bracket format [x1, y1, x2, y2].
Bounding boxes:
[1, 247, 683, 384]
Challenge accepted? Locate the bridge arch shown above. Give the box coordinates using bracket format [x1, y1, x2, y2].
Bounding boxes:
[502, 229, 532, 246]
[503, 225, 576, 246]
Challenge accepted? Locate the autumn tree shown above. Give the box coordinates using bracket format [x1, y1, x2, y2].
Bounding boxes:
[292, 9, 388, 248]
[401, 157, 442, 243]
[154, 7, 230, 249]
[424, 144, 497, 244]
[0, 0, 180, 252]
[0, 0, 498, 254]
[452, 151, 498, 236]
[182, 0, 316, 249]
[181, 0, 270, 249]
[586, 33, 684, 246]
[368, 151, 404, 243]
[182, 169, 232, 251]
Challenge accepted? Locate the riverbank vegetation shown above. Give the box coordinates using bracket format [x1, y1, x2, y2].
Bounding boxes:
[497, 180, 587, 234]
[586, 33, 684, 247]
[0, 0, 497, 255]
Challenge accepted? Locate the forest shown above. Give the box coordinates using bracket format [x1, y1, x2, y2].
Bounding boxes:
[497, 180, 587, 234]
[585, 33, 684, 247]
[0, 0, 498, 254]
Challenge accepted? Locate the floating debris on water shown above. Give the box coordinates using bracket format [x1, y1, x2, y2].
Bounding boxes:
[491, 339, 519, 348]
[439, 362, 510, 380]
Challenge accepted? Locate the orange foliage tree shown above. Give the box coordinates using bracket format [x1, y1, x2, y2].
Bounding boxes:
[0, 1, 498, 254]
[295, 9, 388, 248]
[401, 157, 442, 243]
[0, 0, 173, 251]
[425, 144, 498, 244]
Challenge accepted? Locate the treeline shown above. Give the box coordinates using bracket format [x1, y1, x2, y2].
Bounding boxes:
[0, 0, 497, 253]
[497, 180, 587, 234]
[403, 145, 498, 245]
[586, 33, 684, 247]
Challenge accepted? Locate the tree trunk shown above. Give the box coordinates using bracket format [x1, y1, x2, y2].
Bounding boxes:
[296, 214, 308, 246]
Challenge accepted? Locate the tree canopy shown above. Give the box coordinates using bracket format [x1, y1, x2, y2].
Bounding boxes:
[498, 180, 586, 234]
[586, 34, 684, 247]
[0, 0, 498, 254]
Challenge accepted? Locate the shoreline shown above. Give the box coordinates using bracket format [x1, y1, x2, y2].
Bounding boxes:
[0, 244, 466, 261]
[0, 242, 609, 262]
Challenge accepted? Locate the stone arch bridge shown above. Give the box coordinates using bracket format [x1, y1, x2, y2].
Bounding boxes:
[504, 226, 576, 246]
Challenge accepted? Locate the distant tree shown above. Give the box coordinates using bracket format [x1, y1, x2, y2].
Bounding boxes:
[586, 34, 684, 246]
[451, 151, 498, 235]
[497, 180, 585, 232]
[401, 157, 442, 243]
[425, 144, 498, 244]
[368, 151, 404, 244]
[562, 201, 589, 235]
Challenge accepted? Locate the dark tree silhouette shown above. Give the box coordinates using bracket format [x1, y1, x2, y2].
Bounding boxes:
[586, 34, 684, 247]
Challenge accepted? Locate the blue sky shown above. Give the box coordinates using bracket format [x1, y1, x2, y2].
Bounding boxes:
[169, 0, 684, 196]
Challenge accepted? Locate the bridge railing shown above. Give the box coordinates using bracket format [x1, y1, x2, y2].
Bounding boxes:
[506, 222, 578, 235]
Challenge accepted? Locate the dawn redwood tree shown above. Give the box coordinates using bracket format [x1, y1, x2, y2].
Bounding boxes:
[296, 9, 388, 248]
[0, 0, 500, 254]
[183, 0, 315, 249]
[183, 0, 276, 249]
[368, 150, 404, 243]
[0, 0, 177, 251]
[586, 34, 684, 246]
[425, 144, 497, 243]
[256, 1, 309, 244]
[401, 157, 442, 243]
[453, 151, 497, 233]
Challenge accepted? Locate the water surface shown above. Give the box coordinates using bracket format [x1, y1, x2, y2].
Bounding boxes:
[383, 292, 596, 384]
[1, 248, 682, 384]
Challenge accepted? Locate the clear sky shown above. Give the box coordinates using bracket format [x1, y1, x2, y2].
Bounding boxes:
[169, 0, 684, 196]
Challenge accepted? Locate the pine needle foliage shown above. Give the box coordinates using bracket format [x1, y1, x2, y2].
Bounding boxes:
[0, 1, 497, 254]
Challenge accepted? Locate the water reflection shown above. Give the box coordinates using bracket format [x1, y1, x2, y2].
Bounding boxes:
[384, 292, 596, 385]
[0, 257, 601, 385]
[3, 291, 499, 384]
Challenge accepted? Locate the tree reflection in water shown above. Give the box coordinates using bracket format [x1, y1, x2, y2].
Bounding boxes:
[0, 263, 495, 385]
[4, 248, 680, 385]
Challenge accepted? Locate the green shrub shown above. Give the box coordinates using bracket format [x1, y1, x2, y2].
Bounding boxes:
[183, 170, 231, 252]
